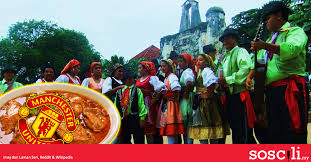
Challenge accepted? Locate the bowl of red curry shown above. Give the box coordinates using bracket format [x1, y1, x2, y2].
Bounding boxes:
[0, 83, 120, 144]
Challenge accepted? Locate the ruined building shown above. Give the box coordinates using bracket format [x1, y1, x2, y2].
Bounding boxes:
[160, 0, 226, 58]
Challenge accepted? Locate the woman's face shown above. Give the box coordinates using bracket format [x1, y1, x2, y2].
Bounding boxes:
[197, 55, 207, 70]
[114, 67, 124, 80]
[92, 65, 102, 77]
[177, 58, 187, 70]
[71, 65, 80, 76]
[138, 64, 148, 76]
[161, 62, 170, 74]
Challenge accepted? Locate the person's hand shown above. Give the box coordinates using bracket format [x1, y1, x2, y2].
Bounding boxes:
[140, 120, 145, 128]
[251, 40, 266, 51]
[117, 85, 125, 90]
[150, 98, 157, 106]
[184, 91, 189, 99]
[246, 76, 253, 90]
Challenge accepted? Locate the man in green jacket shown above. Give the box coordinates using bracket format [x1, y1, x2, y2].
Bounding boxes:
[0, 65, 23, 94]
[114, 71, 147, 144]
[250, 1, 308, 144]
[218, 29, 256, 144]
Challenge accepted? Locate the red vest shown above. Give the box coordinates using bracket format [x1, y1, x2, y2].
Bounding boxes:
[88, 78, 104, 92]
[136, 76, 154, 97]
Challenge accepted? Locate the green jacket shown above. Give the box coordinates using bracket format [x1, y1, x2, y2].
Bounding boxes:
[257, 22, 308, 85]
[222, 46, 251, 94]
[0, 79, 23, 93]
[114, 85, 147, 120]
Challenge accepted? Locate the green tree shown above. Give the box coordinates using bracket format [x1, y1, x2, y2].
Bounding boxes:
[33, 29, 101, 80]
[101, 55, 146, 78]
[228, 8, 264, 42]
[0, 20, 101, 83]
[101, 55, 126, 78]
[8, 20, 58, 47]
[124, 58, 147, 77]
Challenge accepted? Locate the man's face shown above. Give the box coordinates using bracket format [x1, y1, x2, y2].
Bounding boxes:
[114, 68, 124, 80]
[208, 51, 216, 61]
[223, 36, 236, 51]
[265, 12, 282, 32]
[44, 68, 55, 82]
[4, 71, 14, 81]
[125, 77, 135, 86]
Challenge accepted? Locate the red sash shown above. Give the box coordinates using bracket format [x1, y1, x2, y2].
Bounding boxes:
[240, 91, 256, 128]
[268, 75, 307, 132]
[64, 74, 81, 85]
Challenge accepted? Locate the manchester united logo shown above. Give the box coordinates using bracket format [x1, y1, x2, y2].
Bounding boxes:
[17, 93, 78, 144]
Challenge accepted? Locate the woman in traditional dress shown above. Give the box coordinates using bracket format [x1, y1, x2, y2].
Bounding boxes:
[136, 61, 166, 144]
[159, 59, 184, 144]
[176, 53, 195, 144]
[189, 54, 230, 144]
[56, 59, 81, 85]
[35, 64, 56, 83]
[82, 62, 105, 92]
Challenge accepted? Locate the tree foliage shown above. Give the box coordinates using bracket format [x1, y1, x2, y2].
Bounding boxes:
[0, 20, 101, 83]
[8, 20, 58, 47]
[101, 55, 146, 78]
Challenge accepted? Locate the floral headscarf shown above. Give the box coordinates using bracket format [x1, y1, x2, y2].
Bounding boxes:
[161, 58, 176, 74]
[180, 53, 195, 74]
[200, 54, 215, 71]
[140, 61, 157, 76]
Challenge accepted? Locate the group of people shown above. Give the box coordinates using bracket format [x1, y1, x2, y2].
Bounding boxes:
[0, 1, 309, 144]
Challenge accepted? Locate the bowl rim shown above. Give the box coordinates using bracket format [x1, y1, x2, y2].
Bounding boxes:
[0, 82, 121, 144]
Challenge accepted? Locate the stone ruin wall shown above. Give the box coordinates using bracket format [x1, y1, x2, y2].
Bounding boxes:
[160, 3, 226, 58]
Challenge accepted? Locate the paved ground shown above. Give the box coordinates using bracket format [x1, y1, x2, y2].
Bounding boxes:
[160, 123, 311, 144]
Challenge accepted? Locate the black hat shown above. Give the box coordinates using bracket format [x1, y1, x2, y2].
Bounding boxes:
[2, 65, 16, 74]
[219, 28, 239, 42]
[122, 71, 137, 80]
[239, 37, 252, 46]
[110, 64, 124, 77]
[203, 44, 216, 54]
[262, 1, 290, 21]
[169, 51, 178, 59]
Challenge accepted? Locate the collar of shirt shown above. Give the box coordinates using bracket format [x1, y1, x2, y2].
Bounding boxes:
[124, 84, 134, 89]
[226, 46, 239, 56]
[279, 22, 291, 32]
[1, 79, 10, 84]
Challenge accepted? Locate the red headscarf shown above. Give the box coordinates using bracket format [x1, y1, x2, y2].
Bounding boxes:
[90, 62, 102, 77]
[180, 53, 195, 75]
[140, 61, 157, 76]
[61, 59, 80, 75]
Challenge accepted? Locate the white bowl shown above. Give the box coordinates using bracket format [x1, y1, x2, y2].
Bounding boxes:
[0, 83, 121, 144]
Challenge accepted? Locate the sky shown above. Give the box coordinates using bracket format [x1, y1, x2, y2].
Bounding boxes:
[0, 0, 270, 60]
